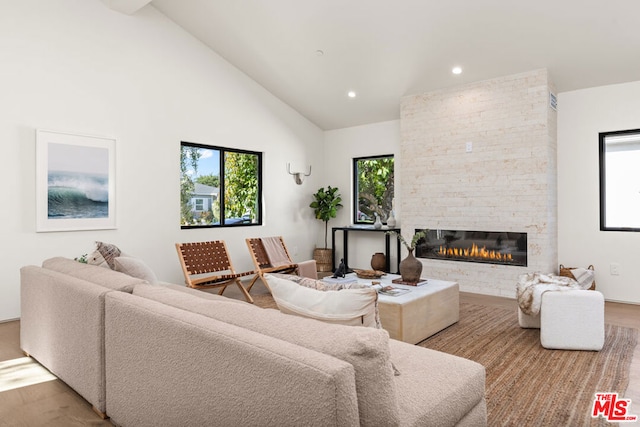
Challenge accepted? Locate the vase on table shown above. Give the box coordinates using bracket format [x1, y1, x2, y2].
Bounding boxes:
[373, 213, 382, 229]
[371, 252, 386, 271]
[399, 249, 422, 283]
[386, 211, 396, 228]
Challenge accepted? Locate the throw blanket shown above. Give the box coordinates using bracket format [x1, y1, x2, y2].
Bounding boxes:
[262, 237, 292, 268]
[517, 272, 587, 316]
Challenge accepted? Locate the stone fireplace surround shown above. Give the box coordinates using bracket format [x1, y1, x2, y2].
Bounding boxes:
[399, 69, 557, 298]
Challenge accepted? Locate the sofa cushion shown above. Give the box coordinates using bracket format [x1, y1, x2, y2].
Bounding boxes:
[43, 257, 145, 292]
[113, 257, 158, 284]
[389, 339, 486, 426]
[265, 274, 379, 328]
[133, 283, 400, 426]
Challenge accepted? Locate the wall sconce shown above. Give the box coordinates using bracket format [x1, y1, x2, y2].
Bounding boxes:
[287, 163, 312, 185]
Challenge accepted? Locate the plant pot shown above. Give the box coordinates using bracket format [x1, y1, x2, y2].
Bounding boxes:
[370, 252, 386, 271]
[399, 249, 423, 283]
[313, 248, 333, 272]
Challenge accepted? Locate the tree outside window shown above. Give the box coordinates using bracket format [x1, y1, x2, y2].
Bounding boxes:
[180, 141, 262, 228]
[353, 155, 394, 224]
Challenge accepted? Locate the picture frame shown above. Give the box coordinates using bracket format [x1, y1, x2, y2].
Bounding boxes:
[36, 129, 116, 232]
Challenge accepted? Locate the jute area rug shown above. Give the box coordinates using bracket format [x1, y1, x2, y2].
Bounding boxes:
[419, 303, 638, 427]
[253, 295, 638, 426]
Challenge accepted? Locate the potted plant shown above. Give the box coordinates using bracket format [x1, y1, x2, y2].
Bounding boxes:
[310, 186, 342, 271]
[387, 229, 427, 283]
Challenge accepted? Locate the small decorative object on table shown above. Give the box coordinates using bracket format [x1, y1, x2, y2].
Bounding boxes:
[373, 213, 382, 229]
[387, 210, 396, 228]
[387, 229, 427, 284]
[353, 269, 385, 279]
[370, 252, 386, 270]
[332, 258, 347, 278]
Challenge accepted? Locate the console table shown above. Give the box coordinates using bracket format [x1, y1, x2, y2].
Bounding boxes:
[331, 226, 401, 273]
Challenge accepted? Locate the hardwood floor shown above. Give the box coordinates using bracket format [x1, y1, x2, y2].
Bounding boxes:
[1, 290, 638, 426]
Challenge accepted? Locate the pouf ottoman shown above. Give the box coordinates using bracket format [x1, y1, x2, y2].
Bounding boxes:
[540, 290, 605, 351]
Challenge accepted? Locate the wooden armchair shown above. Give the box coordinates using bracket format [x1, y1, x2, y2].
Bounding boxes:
[175, 240, 254, 303]
[245, 236, 305, 292]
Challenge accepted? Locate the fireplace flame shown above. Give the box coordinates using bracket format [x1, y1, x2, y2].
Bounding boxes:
[438, 243, 513, 262]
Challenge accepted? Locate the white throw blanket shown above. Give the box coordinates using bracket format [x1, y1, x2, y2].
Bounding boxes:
[516, 269, 595, 316]
[262, 237, 292, 268]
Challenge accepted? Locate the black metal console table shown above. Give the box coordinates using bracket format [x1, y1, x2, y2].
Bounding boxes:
[331, 226, 401, 273]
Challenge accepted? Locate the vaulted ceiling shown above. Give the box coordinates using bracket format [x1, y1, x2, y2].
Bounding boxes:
[120, 1, 640, 130]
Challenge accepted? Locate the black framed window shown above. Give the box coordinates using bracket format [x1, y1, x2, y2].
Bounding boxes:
[180, 141, 262, 228]
[599, 128, 640, 231]
[353, 154, 394, 224]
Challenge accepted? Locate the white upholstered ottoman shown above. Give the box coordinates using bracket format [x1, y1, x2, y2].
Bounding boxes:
[540, 290, 605, 351]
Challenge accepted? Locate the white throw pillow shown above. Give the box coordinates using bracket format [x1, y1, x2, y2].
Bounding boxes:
[114, 257, 158, 284]
[264, 274, 378, 327]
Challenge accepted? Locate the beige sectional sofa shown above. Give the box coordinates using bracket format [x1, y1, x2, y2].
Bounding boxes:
[20, 257, 487, 426]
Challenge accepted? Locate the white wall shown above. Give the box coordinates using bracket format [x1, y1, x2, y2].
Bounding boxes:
[558, 81, 640, 304]
[323, 120, 401, 270]
[0, 0, 324, 321]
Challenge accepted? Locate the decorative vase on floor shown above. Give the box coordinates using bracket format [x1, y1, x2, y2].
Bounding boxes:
[399, 249, 423, 283]
[371, 252, 386, 271]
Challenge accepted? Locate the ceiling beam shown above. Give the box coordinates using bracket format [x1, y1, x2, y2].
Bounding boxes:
[101, 0, 152, 15]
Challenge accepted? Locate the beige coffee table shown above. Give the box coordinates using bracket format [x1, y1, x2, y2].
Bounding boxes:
[358, 274, 459, 344]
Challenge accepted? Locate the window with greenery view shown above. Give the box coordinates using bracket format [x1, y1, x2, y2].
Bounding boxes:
[180, 141, 262, 228]
[599, 129, 640, 231]
[353, 155, 394, 224]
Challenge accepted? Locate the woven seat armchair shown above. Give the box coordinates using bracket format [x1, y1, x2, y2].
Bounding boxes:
[246, 236, 317, 292]
[175, 240, 254, 303]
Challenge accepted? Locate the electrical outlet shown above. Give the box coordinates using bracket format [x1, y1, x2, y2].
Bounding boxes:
[610, 263, 620, 276]
[466, 141, 473, 153]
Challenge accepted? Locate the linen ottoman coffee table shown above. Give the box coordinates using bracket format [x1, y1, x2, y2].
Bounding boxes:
[365, 275, 460, 344]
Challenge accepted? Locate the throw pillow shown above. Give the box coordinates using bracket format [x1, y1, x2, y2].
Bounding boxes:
[270, 273, 382, 329]
[265, 274, 379, 328]
[88, 241, 121, 270]
[114, 257, 158, 284]
[97, 241, 121, 269]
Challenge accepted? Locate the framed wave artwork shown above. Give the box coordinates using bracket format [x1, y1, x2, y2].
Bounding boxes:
[36, 129, 116, 232]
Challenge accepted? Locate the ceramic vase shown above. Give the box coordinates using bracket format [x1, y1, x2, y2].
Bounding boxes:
[373, 213, 382, 229]
[387, 211, 396, 228]
[399, 249, 423, 283]
[371, 252, 386, 271]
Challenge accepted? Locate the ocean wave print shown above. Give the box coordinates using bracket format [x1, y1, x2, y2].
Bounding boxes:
[47, 171, 109, 219]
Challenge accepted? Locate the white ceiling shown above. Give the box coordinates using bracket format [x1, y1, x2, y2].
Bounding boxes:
[149, 0, 640, 130]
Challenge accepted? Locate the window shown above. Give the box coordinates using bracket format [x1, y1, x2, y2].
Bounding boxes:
[180, 141, 262, 228]
[353, 155, 394, 224]
[599, 129, 640, 231]
[194, 198, 205, 212]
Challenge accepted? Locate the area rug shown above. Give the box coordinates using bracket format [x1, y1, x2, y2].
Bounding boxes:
[419, 303, 638, 427]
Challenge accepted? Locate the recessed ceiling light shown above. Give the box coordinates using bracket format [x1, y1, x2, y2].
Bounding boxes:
[452, 66, 462, 75]
[347, 91, 357, 98]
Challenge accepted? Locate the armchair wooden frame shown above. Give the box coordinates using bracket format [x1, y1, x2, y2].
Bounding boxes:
[175, 240, 254, 303]
[245, 237, 298, 292]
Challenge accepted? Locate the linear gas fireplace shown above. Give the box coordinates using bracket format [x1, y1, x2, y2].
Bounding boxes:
[415, 229, 527, 267]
